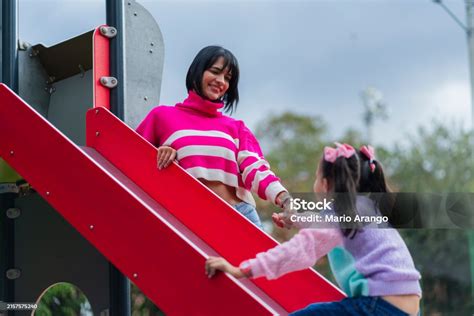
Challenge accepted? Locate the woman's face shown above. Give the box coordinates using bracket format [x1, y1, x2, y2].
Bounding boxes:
[201, 56, 232, 101]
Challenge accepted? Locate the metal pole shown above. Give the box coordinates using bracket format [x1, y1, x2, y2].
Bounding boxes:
[466, 0, 474, 305]
[2, 0, 18, 91]
[466, 0, 474, 304]
[466, 0, 474, 126]
[1, 0, 18, 312]
[106, 1, 130, 315]
[106, 0, 126, 121]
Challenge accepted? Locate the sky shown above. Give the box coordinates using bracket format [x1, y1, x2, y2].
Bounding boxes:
[18, 0, 472, 147]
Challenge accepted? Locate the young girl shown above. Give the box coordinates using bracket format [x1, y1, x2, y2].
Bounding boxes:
[136, 46, 290, 228]
[205, 143, 421, 315]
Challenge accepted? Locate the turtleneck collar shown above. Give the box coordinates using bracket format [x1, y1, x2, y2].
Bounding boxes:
[176, 90, 224, 117]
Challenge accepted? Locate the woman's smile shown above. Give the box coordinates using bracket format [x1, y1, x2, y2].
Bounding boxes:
[201, 56, 231, 101]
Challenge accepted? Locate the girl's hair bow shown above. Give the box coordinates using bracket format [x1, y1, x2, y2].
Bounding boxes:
[360, 145, 376, 172]
[324, 143, 356, 163]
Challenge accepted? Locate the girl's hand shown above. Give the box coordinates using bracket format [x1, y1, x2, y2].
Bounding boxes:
[157, 146, 177, 170]
[272, 212, 293, 229]
[205, 257, 245, 279]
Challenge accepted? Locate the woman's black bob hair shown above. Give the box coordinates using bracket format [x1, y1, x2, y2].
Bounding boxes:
[186, 46, 240, 114]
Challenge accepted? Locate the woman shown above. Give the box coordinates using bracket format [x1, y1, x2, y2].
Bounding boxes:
[136, 46, 290, 228]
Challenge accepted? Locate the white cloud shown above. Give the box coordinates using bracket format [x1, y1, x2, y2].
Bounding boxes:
[430, 80, 471, 128]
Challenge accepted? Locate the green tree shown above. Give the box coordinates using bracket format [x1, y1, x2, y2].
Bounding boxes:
[379, 121, 474, 192]
[35, 283, 91, 316]
[256, 112, 328, 192]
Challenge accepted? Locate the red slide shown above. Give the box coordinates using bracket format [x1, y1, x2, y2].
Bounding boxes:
[0, 84, 344, 315]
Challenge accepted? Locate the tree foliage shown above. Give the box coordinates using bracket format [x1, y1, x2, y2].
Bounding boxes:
[35, 283, 91, 316]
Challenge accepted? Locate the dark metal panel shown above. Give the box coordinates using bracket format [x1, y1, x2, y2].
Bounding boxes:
[0, 193, 15, 304]
[18, 47, 50, 118]
[47, 70, 93, 146]
[13, 193, 110, 314]
[31, 30, 93, 84]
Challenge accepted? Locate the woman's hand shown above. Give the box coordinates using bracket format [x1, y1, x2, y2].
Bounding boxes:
[205, 257, 245, 279]
[157, 146, 177, 170]
[275, 191, 292, 212]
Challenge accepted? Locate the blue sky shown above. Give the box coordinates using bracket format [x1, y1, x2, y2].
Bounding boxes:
[19, 0, 471, 146]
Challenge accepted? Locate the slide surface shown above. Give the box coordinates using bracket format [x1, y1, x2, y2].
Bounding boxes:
[0, 84, 345, 315]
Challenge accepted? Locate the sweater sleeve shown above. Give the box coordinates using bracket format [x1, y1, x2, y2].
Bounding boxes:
[136, 107, 160, 146]
[237, 122, 287, 204]
[239, 228, 343, 280]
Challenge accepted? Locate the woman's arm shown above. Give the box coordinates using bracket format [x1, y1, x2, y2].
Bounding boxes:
[136, 107, 160, 145]
[237, 122, 288, 205]
[136, 108, 177, 169]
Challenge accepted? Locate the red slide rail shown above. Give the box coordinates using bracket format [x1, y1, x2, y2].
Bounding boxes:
[86, 108, 346, 312]
[0, 84, 288, 315]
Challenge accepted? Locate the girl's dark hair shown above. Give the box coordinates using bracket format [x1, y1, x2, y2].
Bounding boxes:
[321, 154, 360, 238]
[357, 151, 389, 193]
[357, 149, 395, 221]
[186, 46, 240, 114]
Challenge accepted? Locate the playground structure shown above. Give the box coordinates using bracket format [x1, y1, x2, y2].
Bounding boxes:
[0, 1, 345, 315]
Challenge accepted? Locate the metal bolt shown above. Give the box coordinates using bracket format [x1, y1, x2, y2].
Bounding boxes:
[95, 109, 100, 114]
[111, 79, 117, 85]
[150, 42, 154, 46]
[144, 96, 148, 101]
[133, 273, 138, 279]
[9, 151, 14, 156]
[134, 12, 137, 16]
[128, 2, 131, 5]
[6, 208, 21, 219]
[46, 191, 50, 196]
[149, 49, 153, 53]
[6, 269, 21, 280]
[96, 132, 100, 137]
[111, 29, 116, 34]
[90, 225, 94, 230]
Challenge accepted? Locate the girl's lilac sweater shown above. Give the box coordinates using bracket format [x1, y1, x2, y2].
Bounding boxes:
[136, 91, 286, 206]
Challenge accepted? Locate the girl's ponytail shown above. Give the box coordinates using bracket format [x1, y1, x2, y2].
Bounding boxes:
[358, 146, 394, 221]
[322, 144, 360, 238]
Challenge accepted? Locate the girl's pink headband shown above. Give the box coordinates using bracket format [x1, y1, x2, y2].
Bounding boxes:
[323, 143, 356, 163]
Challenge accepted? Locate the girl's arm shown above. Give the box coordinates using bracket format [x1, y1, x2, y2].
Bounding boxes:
[205, 229, 343, 280]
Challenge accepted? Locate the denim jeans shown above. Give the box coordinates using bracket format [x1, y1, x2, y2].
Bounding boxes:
[289, 297, 410, 316]
[233, 202, 263, 229]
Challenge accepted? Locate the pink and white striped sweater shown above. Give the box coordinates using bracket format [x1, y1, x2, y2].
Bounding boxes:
[136, 91, 287, 206]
